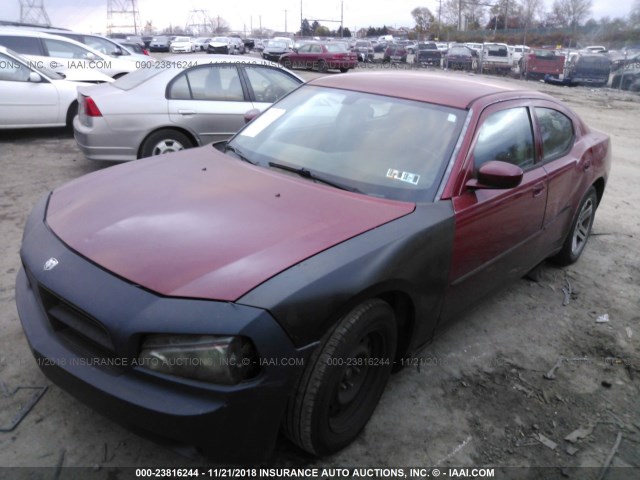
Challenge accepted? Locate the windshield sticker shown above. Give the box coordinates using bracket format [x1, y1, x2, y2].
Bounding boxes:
[386, 169, 420, 185]
[447, 114, 457, 123]
[240, 108, 286, 138]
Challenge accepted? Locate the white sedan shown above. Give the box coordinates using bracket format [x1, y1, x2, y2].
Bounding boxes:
[170, 37, 196, 53]
[0, 46, 108, 129]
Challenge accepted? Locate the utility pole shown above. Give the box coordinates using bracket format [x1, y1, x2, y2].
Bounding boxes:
[340, 1, 344, 37]
[259, 15, 262, 38]
[285, 10, 287, 33]
[19, 0, 51, 26]
[504, 0, 508, 31]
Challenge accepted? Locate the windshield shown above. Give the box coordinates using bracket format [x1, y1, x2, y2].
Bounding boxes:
[267, 41, 287, 49]
[226, 86, 465, 202]
[327, 44, 347, 52]
[212, 37, 229, 42]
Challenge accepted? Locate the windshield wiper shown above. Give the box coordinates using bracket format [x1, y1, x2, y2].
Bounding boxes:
[225, 144, 255, 164]
[268, 162, 362, 193]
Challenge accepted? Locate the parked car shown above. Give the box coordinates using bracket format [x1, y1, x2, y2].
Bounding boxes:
[148, 36, 171, 52]
[16, 71, 611, 462]
[207, 37, 233, 54]
[73, 55, 303, 161]
[193, 37, 211, 51]
[610, 65, 640, 91]
[351, 40, 374, 62]
[113, 40, 150, 57]
[2, 26, 150, 63]
[545, 52, 611, 87]
[414, 42, 442, 66]
[480, 42, 511, 75]
[261, 39, 292, 62]
[0, 29, 138, 79]
[229, 36, 245, 54]
[170, 36, 195, 53]
[373, 41, 387, 52]
[519, 48, 565, 80]
[444, 44, 478, 71]
[383, 43, 407, 63]
[280, 42, 358, 73]
[0, 45, 95, 128]
[508, 44, 530, 67]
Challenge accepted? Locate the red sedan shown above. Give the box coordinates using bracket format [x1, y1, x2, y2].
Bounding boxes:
[280, 41, 358, 73]
[16, 72, 610, 461]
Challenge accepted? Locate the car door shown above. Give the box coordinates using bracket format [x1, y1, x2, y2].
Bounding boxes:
[167, 64, 252, 145]
[240, 65, 301, 109]
[0, 53, 59, 127]
[441, 102, 548, 321]
[532, 102, 587, 249]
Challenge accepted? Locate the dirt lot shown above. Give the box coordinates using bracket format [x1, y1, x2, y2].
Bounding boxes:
[0, 65, 639, 479]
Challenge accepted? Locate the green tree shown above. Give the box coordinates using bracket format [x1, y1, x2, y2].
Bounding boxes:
[411, 7, 435, 39]
[551, 0, 592, 29]
[301, 18, 312, 36]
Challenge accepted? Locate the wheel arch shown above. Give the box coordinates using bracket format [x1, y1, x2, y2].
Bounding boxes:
[592, 176, 606, 206]
[65, 99, 79, 127]
[137, 126, 200, 159]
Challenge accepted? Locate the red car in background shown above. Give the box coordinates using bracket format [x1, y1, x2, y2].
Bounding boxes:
[280, 42, 358, 73]
[520, 48, 566, 80]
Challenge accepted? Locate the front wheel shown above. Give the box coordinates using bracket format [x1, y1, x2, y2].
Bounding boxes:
[140, 129, 193, 159]
[339, 67, 349, 73]
[317, 60, 328, 73]
[283, 299, 397, 455]
[552, 187, 598, 265]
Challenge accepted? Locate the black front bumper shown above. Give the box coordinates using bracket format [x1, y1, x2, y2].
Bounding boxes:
[207, 46, 229, 54]
[15, 195, 312, 463]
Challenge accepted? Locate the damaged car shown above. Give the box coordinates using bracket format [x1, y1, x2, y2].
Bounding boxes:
[16, 72, 611, 462]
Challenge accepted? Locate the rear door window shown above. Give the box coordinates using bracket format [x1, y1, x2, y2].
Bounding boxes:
[0, 36, 44, 55]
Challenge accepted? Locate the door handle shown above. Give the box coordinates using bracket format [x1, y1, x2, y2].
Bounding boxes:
[532, 183, 545, 197]
[178, 109, 195, 115]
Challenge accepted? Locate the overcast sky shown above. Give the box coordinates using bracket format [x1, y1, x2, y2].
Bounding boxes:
[1, 0, 634, 34]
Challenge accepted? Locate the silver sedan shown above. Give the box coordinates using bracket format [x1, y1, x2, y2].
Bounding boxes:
[73, 55, 303, 161]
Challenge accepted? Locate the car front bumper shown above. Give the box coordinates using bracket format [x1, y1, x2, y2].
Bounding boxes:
[16, 195, 311, 462]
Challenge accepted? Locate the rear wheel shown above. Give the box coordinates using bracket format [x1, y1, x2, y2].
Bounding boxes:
[339, 67, 349, 73]
[140, 129, 194, 159]
[283, 299, 397, 455]
[552, 187, 598, 265]
[317, 60, 328, 73]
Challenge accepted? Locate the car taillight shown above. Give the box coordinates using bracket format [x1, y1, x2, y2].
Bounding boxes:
[83, 96, 102, 117]
[142, 48, 149, 55]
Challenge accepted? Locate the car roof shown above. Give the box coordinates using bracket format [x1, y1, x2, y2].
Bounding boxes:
[308, 71, 547, 110]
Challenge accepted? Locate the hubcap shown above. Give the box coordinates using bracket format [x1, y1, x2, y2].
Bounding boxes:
[571, 198, 594, 256]
[152, 139, 185, 156]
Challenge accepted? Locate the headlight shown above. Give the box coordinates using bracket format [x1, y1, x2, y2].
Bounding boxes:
[138, 334, 259, 385]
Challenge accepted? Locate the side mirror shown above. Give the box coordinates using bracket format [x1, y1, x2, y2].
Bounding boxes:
[112, 49, 123, 56]
[467, 161, 523, 189]
[244, 108, 261, 124]
[28, 72, 42, 83]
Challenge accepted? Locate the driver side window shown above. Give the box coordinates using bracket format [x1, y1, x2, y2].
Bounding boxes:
[244, 67, 300, 103]
[0, 54, 30, 82]
[472, 107, 535, 172]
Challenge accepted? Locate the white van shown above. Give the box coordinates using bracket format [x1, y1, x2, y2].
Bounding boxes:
[0, 28, 139, 79]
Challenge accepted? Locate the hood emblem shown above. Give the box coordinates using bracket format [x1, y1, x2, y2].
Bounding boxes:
[44, 258, 59, 271]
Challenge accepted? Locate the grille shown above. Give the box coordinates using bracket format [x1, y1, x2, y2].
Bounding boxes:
[37, 285, 116, 359]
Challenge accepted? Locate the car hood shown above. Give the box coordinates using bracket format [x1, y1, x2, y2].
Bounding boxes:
[46, 147, 414, 301]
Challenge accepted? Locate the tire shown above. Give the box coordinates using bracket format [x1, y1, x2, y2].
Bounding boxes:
[139, 129, 194, 159]
[283, 299, 397, 456]
[552, 187, 598, 266]
[317, 60, 328, 73]
[282, 58, 292, 69]
[339, 67, 349, 73]
[65, 101, 78, 129]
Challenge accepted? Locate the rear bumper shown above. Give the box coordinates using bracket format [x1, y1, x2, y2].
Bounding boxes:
[73, 116, 138, 162]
